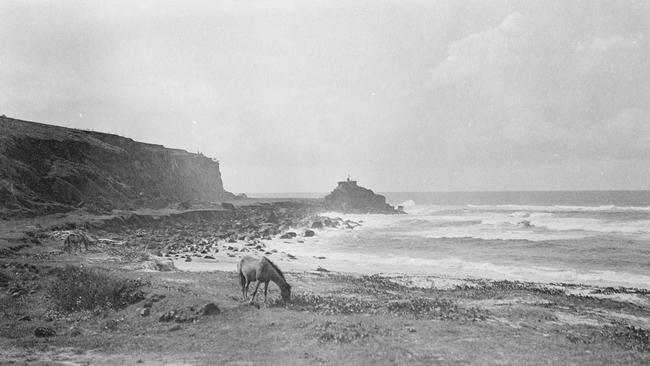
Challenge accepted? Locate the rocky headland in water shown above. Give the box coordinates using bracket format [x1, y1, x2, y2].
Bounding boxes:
[324, 178, 403, 214]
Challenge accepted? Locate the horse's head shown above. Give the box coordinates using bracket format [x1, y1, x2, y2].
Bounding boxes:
[280, 283, 291, 302]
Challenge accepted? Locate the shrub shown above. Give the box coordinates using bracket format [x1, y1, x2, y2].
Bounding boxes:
[0, 270, 10, 287]
[47, 265, 146, 312]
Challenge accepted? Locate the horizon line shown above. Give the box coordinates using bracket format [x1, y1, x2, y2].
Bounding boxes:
[246, 189, 650, 195]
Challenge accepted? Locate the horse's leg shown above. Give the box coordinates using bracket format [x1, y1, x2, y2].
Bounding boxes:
[239, 273, 247, 300]
[241, 281, 246, 300]
[263, 281, 269, 304]
[249, 281, 261, 304]
[244, 280, 250, 300]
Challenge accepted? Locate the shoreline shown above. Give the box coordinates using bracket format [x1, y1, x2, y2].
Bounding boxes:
[168, 229, 650, 291]
[1, 201, 650, 364]
[4, 199, 650, 291]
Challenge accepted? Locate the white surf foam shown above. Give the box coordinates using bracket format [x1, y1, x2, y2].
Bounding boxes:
[330, 204, 650, 240]
[468, 204, 650, 213]
[263, 237, 650, 289]
[400, 199, 416, 207]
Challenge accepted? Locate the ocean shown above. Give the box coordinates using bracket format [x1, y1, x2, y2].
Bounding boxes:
[264, 191, 650, 289]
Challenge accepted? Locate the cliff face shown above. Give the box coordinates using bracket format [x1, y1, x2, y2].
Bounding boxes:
[324, 179, 398, 214]
[0, 116, 234, 217]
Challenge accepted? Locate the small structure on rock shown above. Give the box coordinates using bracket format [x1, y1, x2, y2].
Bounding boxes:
[324, 177, 401, 214]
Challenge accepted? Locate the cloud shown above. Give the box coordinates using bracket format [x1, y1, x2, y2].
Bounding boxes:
[427, 12, 650, 166]
[580, 35, 642, 52]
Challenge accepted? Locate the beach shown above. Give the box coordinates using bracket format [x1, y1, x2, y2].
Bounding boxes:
[1, 199, 649, 365]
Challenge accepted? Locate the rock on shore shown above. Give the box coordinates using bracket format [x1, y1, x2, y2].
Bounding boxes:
[324, 179, 400, 214]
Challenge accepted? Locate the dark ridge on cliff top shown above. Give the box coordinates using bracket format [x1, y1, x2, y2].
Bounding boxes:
[0, 115, 234, 218]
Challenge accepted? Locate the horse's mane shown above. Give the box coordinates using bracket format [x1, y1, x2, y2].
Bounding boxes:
[263, 257, 285, 281]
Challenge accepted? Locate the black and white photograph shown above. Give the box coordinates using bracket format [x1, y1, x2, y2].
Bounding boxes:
[1, 0, 649, 364]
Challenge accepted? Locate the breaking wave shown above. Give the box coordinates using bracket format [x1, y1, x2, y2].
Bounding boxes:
[467, 204, 650, 213]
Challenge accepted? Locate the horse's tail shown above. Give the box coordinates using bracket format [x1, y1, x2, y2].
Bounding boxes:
[237, 261, 246, 288]
[238, 270, 246, 287]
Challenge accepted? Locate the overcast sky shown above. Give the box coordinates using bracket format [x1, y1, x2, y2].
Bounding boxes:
[1, 0, 648, 193]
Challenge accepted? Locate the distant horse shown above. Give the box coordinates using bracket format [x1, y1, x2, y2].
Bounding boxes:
[63, 231, 92, 252]
[237, 256, 291, 304]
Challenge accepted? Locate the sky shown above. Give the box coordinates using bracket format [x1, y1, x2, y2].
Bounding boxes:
[1, 0, 649, 193]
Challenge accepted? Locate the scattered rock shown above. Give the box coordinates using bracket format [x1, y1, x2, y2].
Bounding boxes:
[304, 230, 316, 237]
[199, 303, 221, 316]
[18, 315, 31, 321]
[159, 310, 178, 322]
[316, 266, 329, 272]
[148, 294, 166, 303]
[34, 327, 56, 338]
[280, 232, 297, 239]
[406, 327, 416, 333]
[174, 315, 196, 323]
[518, 220, 533, 228]
[185, 256, 192, 262]
[221, 202, 235, 210]
[159, 308, 200, 323]
[311, 221, 324, 229]
[168, 324, 182, 332]
[140, 308, 151, 317]
[204, 255, 215, 259]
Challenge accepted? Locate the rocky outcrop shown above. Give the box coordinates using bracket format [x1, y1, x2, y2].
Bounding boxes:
[0, 116, 234, 217]
[324, 179, 399, 214]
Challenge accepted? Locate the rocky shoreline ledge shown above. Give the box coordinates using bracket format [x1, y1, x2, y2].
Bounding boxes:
[1, 199, 366, 272]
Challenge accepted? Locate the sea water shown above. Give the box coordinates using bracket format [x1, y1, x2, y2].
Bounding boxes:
[272, 191, 650, 289]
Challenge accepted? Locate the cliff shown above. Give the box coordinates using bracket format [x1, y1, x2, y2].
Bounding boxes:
[324, 179, 400, 214]
[0, 116, 234, 217]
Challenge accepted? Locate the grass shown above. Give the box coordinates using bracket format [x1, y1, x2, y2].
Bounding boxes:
[269, 291, 488, 321]
[47, 265, 146, 313]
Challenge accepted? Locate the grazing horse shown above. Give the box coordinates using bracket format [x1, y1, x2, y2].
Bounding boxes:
[63, 231, 92, 252]
[237, 256, 291, 304]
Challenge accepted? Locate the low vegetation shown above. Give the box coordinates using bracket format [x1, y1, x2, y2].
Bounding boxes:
[47, 265, 146, 313]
